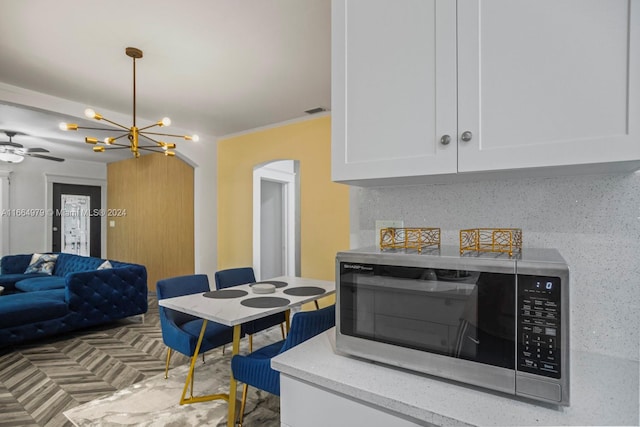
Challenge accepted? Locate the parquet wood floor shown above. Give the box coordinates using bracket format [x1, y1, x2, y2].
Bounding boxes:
[0, 294, 190, 426]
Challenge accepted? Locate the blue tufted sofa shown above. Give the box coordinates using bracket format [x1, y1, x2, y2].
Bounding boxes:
[0, 253, 148, 348]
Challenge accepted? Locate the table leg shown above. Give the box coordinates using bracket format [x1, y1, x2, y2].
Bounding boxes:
[227, 324, 242, 427]
[285, 309, 291, 333]
[179, 319, 230, 405]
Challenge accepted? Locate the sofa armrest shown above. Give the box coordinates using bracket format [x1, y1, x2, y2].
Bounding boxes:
[65, 265, 148, 326]
[1, 254, 33, 274]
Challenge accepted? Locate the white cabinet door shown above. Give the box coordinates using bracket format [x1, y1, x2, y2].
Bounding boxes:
[280, 375, 423, 427]
[458, 0, 640, 172]
[332, 0, 457, 182]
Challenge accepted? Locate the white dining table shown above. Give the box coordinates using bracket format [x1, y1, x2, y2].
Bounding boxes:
[157, 275, 335, 427]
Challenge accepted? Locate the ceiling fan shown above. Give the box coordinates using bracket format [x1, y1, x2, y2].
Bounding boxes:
[0, 131, 65, 163]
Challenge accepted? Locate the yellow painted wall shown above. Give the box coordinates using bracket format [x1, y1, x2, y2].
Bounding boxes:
[217, 116, 349, 307]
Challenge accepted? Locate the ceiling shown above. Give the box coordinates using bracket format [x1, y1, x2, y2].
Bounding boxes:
[0, 0, 331, 163]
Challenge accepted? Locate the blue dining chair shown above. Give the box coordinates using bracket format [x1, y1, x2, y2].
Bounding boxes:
[231, 304, 335, 426]
[214, 267, 287, 352]
[156, 274, 239, 399]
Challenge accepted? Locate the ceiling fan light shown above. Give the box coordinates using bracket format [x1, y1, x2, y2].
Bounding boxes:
[0, 151, 25, 163]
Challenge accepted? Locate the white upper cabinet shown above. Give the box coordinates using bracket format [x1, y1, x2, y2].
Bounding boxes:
[332, 0, 640, 184]
[331, 0, 457, 182]
[457, 0, 640, 173]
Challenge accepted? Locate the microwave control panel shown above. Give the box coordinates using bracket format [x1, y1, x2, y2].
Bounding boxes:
[517, 275, 561, 379]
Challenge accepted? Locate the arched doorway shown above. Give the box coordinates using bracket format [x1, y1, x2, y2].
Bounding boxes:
[252, 160, 300, 281]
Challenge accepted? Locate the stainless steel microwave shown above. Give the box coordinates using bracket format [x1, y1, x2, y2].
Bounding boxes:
[335, 246, 570, 406]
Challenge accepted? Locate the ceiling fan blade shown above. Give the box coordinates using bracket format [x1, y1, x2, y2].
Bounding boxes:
[0, 141, 24, 148]
[28, 153, 65, 162]
[26, 147, 49, 153]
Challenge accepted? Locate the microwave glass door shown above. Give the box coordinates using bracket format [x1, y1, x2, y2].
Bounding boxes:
[339, 263, 516, 370]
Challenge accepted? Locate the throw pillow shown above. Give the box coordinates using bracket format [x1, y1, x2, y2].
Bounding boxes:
[24, 253, 58, 275]
[97, 260, 112, 270]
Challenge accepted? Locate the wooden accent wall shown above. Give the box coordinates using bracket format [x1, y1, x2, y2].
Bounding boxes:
[107, 154, 194, 292]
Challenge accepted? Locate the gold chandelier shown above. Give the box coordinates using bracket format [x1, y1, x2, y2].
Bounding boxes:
[59, 47, 199, 158]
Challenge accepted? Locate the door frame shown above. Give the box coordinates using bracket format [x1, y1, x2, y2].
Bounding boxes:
[252, 160, 298, 281]
[0, 170, 10, 257]
[45, 174, 107, 257]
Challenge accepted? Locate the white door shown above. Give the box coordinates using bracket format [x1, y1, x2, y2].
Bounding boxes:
[331, 0, 458, 182]
[457, 0, 640, 172]
[260, 179, 285, 280]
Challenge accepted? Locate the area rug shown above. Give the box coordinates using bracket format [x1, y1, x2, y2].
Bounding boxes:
[63, 339, 280, 426]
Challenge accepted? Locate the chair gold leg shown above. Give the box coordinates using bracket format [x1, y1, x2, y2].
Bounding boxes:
[164, 348, 173, 379]
[280, 322, 286, 339]
[249, 334, 253, 353]
[238, 383, 248, 427]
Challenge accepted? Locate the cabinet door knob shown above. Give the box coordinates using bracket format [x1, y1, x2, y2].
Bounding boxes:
[461, 131, 473, 142]
[440, 135, 451, 145]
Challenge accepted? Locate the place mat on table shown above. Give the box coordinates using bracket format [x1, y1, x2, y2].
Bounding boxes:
[203, 289, 248, 299]
[283, 286, 326, 297]
[241, 296, 290, 308]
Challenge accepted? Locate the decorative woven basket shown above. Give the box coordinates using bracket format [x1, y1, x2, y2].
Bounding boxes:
[380, 227, 440, 253]
[459, 228, 522, 257]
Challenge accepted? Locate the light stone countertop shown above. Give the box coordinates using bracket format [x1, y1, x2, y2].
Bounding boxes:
[271, 328, 639, 427]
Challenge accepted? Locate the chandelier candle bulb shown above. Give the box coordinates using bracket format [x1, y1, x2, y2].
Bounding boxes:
[85, 137, 98, 144]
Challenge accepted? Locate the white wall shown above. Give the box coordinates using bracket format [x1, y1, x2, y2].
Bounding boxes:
[0, 170, 10, 257]
[1, 158, 106, 254]
[191, 143, 217, 278]
[350, 171, 640, 361]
